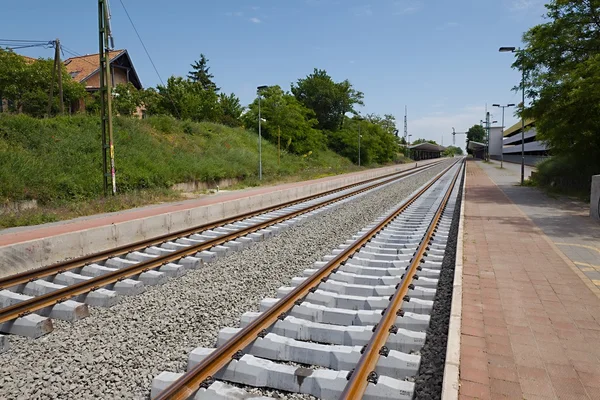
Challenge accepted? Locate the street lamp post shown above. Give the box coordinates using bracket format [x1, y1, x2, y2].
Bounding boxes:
[356, 115, 364, 166]
[499, 46, 526, 184]
[257, 85, 268, 180]
[493, 103, 515, 169]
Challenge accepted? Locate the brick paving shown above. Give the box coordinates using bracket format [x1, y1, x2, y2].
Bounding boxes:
[459, 161, 600, 400]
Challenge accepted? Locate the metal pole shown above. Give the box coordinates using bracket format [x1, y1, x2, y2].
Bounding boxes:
[358, 123, 361, 166]
[278, 125, 280, 167]
[258, 94, 262, 180]
[486, 112, 490, 161]
[56, 38, 64, 114]
[501, 107, 505, 169]
[520, 66, 525, 185]
[99, 0, 116, 195]
[98, 0, 108, 195]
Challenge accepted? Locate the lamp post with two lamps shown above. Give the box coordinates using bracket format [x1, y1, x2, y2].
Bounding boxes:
[499, 46, 526, 184]
[256, 85, 268, 180]
[492, 103, 515, 169]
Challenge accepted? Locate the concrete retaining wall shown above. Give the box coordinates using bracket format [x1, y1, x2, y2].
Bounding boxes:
[591, 175, 600, 222]
[0, 159, 443, 278]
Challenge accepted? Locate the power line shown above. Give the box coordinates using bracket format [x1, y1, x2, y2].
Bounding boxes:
[118, 0, 180, 117]
[0, 38, 51, 43]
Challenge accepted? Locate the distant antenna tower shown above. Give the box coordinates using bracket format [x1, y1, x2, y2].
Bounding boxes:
[403, 106, 408, 142]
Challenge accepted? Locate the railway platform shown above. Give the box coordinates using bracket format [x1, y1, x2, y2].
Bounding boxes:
[457, 160, 600, 400]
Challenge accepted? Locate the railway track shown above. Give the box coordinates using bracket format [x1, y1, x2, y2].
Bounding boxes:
[151, 159, 464, 400]
[0, 160, 447, 340]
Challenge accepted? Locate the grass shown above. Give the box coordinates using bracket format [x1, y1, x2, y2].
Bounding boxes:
[0, 114, 405, 229]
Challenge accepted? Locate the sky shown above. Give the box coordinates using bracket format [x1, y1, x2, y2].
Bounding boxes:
[5, 0, 548, 150]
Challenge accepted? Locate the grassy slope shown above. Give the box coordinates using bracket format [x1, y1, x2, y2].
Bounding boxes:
[0, 114, 365, 227]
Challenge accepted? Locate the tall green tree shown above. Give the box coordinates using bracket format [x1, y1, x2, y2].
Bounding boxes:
[0, 48, 85, 117]
[155, 76, 220, 122]
[515, 0, 600, 165]
[365, 113, 397, 136]
[243, 85, 324, 155]
[466, 125, 485, 143]
[187, 53, 219, 92]
[291, 69, 364, 131]
[218, 92, 244, 126]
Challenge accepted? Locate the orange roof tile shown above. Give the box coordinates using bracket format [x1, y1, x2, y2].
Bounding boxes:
[64, 50, 124, 83]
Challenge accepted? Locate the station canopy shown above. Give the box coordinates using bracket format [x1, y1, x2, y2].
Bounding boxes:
[408, 142, 446, 153]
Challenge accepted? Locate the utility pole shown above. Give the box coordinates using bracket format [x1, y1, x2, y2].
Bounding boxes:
[56, 39, 63, 114]
[47, 39, 64, 116]
[278, 125, 281, 167]
[99, 0, 116, 195]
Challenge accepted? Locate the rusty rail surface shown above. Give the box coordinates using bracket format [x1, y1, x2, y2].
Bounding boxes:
[0, 161, 444, 290]
[0, 161, 449, 325]
[340, 159, 463, 399]
[154, 159, 462, 400]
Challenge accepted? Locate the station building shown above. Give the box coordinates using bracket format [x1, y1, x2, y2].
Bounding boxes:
[485, 120, 549, 165]
[409, 143, 446, 160]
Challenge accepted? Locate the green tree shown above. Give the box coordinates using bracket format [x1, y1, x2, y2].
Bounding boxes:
[113, 82, 142, 116]
[291, 69, 364, 131]
[515, 0, 600, 167]
[218, 92, 244, 126]
[0, 49, 85, 117]
[155, 76, 220, 122]
[466, 125, 485, 143]
[187, 54, 219, 92]
[365, 113, 397, 136]
[328, 116, 398, 165]
[412, 138, 438, 145]
[243, 85, 324, 155]
[443, 145, 463, 156]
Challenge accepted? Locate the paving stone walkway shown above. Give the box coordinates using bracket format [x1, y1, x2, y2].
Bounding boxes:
[480, 159, 600, 291]
[459, 160, 600, 400]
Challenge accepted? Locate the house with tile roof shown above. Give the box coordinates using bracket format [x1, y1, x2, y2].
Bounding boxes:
[64, 49, 142, 113]
[65, 49, 142, 92]
[3, 49, 142, 114]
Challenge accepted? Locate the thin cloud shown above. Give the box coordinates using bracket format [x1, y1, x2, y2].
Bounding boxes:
[506, 0, 546, 16]
[250, 17, 262, 24]
[394, 0, 423, 15]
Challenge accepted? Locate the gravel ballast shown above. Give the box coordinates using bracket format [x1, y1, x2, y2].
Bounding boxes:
[413, 168, 464, 400]
[0, 161, 451, 400]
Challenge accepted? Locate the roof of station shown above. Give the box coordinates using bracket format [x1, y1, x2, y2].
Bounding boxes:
[504, 119, 535, 137]
[408, 142, 446, 152]
[467, 141, 485, 151]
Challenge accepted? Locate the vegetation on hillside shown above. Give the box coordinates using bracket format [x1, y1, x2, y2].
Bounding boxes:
[0, 49, 406, 173]
[0, 114, 358, 204]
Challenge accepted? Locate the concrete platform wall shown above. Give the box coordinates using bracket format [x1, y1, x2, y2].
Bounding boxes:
[0, 159, 443, 278]
[592, 175, 600, 221]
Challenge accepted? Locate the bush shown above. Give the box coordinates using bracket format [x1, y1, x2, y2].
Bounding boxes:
[533, 154, 600, 199]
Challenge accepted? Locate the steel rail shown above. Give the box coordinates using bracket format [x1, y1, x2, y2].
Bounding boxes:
[0, 161, 444, 290]
[0, 161, 449, 325]
[154, 159, 461, 400]
[340, 159, 463, 399]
